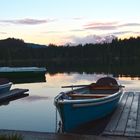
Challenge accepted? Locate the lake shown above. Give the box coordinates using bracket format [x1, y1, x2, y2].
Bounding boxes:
[0, 72, 140, 133]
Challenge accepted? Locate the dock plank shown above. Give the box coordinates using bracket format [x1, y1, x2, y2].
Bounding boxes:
[114, 92, 134, 135]
[103, 91, 140, 138]
[125, 92, 139, 137]
[135, 92, 140, 137]
[103, 92, 129, 135]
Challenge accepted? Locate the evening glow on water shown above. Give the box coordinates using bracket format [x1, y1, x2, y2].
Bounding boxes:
[0, 0, 140, 45]
[0, 73, 139, 132]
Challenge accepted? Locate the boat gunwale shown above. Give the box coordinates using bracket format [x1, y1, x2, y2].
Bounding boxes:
[54, 87, 123, 104]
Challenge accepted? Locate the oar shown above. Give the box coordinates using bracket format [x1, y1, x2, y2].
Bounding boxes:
[117, 85, 125, 88]
[61, 83, 125, 88]
[61, 83, 95, 88]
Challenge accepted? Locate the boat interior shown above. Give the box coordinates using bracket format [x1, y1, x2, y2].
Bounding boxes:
[67, 87, 119, 100]
[62, 77, 121, 100]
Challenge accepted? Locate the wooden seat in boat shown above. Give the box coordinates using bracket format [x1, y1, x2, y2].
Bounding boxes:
[68, 93, 111, 99]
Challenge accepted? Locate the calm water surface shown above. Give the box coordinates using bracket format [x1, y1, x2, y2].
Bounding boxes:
[0, 72, 140, 132]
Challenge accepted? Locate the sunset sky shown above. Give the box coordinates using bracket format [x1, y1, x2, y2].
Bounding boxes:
[0, 0, 140, 45]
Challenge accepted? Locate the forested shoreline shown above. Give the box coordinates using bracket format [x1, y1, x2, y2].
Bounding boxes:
[0, 37, 140, 70]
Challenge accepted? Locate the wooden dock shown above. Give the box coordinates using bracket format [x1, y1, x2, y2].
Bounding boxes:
[0, 88, 29, 102]
[0, 129, 134, 140]
[103, 91, 140, 137]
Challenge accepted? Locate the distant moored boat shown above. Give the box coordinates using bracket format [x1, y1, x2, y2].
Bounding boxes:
[0, 67, 46, 78]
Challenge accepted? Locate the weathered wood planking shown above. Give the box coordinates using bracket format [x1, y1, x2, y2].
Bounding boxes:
[103, 92, 140, 137]
[103, 92, 129, 135]
[112, 92, 134, 135]
[125, 92, 139, 137]
[135, 92, 140, 137]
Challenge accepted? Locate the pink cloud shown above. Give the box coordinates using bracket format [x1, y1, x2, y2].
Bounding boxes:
[84, 21, 140, 30]
[85, 21, 118, 27]
[0, 32, 7, 34]
[0, 18, 55, 25]
[84, 21, 118, 30]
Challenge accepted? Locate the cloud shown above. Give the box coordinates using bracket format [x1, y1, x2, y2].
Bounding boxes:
[0, 18, 54, 25]
[70, 29, 85, 32]
[109, 31, 132, 35]
[84, 22, 118, 30]
[120, 23, 140, 27]
[84, 22, 140, 30]
[85, 25, 117, 30]
[85, 22, 118, 26]
[134, 31, 140, 34]
[67, 29, 140, 45]
[70, 34, 116, 45]
[72, 17, 84, 20]
[0, 32, 7, 34]
[110, 31, 140, 36]
[42, 31, 62, 34]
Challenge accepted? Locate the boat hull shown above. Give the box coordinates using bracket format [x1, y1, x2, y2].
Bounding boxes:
[55, 89, 123, 132]
[0, 82, 12, 94]
[0, 67, 46, 78]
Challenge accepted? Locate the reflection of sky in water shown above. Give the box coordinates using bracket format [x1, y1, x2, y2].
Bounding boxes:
[45, 73, 140, 91]
[0, 73, 140, 132]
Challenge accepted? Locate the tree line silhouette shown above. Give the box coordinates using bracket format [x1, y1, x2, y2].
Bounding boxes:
[0, 37, 140, 70]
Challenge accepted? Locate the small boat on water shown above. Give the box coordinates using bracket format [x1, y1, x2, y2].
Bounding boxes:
[0, 67, 46, 73]
[0, 67, 46, 78]
[0, 78, 12, 94]
[54, 77, 124, 132]
[0, 78, 29, 103]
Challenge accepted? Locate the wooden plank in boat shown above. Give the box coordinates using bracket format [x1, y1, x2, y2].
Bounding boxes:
[125, 92, 139, 137]
[103, 92, 129, 135]
[90, 86, 119, 90]
[68, 93, 111, 98]
[113, 92, 134, 135]
[0, 88, 29, 101]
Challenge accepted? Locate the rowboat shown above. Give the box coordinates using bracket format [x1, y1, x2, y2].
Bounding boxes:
[0, 78, 12, 94]
[54, 77, 124, 132]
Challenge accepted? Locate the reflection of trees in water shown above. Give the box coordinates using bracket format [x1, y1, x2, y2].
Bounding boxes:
[0, 37, 140, 78]
[0, 59, 140, 78]
[46, 60, 140, 78]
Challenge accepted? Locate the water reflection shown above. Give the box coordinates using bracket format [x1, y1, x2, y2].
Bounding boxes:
[0, 93, 29, 106]
[0, 72, 140, 133]
[45, 72, 140, 91]
[47, 63, 140, 79]
[48, 73, 140, 133]
[0, 73, 46, 84]
[9, 76, 46, 84]
[45, 73, 113, 88]
[21, 95, 50, 102]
